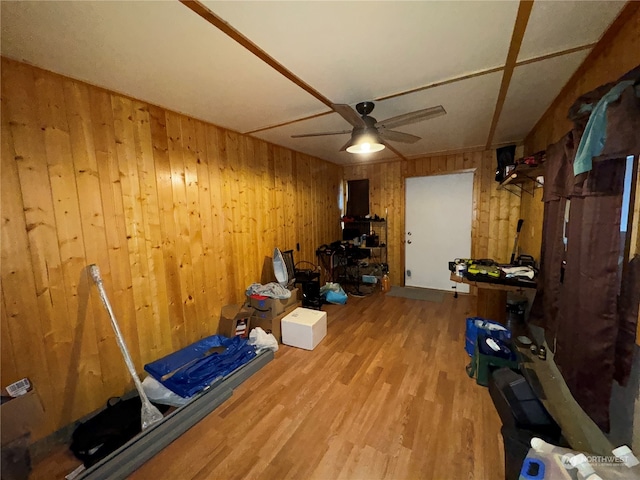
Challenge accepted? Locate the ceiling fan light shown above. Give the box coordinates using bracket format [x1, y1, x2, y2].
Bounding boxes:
[346, 131, 385, 154]
[347, 142, 385, 154]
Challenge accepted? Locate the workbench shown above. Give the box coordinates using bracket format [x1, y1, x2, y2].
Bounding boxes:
[450, 272, 536, 324]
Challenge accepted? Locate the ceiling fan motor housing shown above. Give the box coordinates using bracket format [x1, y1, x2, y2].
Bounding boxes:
[356, 101, 375, 116]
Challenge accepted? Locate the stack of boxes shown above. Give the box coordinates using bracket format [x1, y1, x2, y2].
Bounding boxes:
[218, 288, 300, 343]
[218, 288, 328, 351]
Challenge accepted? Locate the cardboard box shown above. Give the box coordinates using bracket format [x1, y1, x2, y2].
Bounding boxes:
[250, 301, 301, 343]
[247, 288, 299, 320]
[218, 304, 253, 338]
[281, 307, 327, 350]
[1, 388, 45, 446]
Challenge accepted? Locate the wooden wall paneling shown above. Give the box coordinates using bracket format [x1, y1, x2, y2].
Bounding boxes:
[216, 129, 238, 304]
[5, 61, 70, 431]
[237, 132, 254, 295]
[34, 68, 105, 424]
[301, 154, 314, 261]
[113, 96, 157, 366]
[165, 112, 199, 339]
[271, 145, 285, 249]
[437, 155, 447, 174]
[63, 79, 127, 397]
[390, 161, 404, 285]
[312, 159, 322, 249]
[0, 292, 18, 384]
[236, 135, 253, 291]
[465, 152, 480, 259]
[1, 70, 57, 438]
[477, 151, 491, 259]
[132, 102, 173, 355]
[249, 138, 263, 280]
[148, 105, 187, 350]
[1, 59, 343, 439]
[446, 154, 457, 172]
[223, 130, 245, 301]
[518, 187, 544, 259]
[193, 120, 219, 331]
[254, 139, 268, 269]
[206, 125, 233, 308]
[181, 116, 209, 337]
[89, 88, 140, 382]
[283, 149, 296, 253]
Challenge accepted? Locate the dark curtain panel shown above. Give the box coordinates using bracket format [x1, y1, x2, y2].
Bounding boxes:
[615, 255, 640, 385]
[555, 185, 624, 431]
[346, 179, 369, 217]
[530, 133, 574, 348]
[533, 67, 639, 431]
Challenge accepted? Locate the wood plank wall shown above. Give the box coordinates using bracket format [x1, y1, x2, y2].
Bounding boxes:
[521, 4, 640, 261]
[343, 150, 522, 285]
[0, 58, 342, 440]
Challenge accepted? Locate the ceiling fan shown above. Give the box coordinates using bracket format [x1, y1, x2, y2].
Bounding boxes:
[292, 101, 446, 154]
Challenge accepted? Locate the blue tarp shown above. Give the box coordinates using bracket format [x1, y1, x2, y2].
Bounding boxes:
[144, 335, 256, 398]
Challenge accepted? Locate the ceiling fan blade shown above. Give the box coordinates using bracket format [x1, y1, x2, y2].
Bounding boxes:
[339, 138, 352, 152]
[332, 104, 366, 128]
[378, 128, 421, 144]
[376, 105, 446, 129]
[291, 129, 352, 138]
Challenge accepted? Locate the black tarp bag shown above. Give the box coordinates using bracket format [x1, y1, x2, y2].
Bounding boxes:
[70, 396, 169, 467]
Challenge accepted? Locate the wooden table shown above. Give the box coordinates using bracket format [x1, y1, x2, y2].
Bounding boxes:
[450, 273, 536, 324]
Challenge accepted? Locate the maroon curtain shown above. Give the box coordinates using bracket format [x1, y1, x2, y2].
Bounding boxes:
[533, 67, 639, 431]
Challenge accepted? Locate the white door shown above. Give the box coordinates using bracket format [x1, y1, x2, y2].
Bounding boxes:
[405, 172, 474, 292]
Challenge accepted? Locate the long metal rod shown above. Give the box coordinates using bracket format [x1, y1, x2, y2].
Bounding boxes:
[88, 265, 163, 429]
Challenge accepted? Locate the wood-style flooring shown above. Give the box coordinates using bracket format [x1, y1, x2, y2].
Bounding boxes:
[30, 292, 505, 479]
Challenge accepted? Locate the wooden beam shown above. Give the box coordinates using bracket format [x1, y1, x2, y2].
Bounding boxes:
[514, 43, 596, 68]
[485, 0, 534, 149]
[383, 142, 408, 161]
[179, 0, 334, 110]
[376, 66, 504, 102]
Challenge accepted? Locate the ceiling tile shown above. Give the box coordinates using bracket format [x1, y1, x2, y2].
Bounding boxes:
[494, 49, 590, 145]
[0, 1, 326, 133]
[206, 1, 518, 103]
[518, 1, 624, 61]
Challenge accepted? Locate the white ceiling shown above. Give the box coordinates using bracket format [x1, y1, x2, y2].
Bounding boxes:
[0, 1, 626, 165]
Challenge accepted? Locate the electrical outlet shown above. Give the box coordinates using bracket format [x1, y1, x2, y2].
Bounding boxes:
[406, 270, 411, 277]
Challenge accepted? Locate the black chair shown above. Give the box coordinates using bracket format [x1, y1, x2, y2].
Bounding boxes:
[281, 249, 321, 309]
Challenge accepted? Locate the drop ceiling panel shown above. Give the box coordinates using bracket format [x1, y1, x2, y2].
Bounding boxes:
[256, 72, 502, 165]
[0, 1, 326, 133]
[494, 49, 589, 145]
[518, 1, 624, 61]
[206, 1, 518, 103]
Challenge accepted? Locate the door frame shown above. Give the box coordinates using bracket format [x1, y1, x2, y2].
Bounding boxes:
[401, 168, 477, 287]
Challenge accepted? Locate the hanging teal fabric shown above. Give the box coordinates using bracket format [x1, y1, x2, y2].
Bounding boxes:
[573, 80, 634, 176]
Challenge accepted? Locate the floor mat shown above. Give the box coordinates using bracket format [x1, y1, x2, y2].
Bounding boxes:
[386, 286, 445, 302]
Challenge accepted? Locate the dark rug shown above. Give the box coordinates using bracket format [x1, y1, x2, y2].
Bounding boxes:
[386, 286, 445, 303]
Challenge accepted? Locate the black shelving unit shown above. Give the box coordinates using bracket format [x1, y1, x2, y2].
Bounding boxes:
[342, 219, 388, 269]
[499, 163, 545, 197]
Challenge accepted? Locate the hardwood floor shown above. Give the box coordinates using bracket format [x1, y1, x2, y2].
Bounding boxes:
[30, 292, 505, 479]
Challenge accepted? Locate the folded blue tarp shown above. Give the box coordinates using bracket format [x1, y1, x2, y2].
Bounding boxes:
[144, 335, 256, 398]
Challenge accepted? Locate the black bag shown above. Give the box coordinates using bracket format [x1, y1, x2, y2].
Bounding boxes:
[70, 396, 168, 467]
